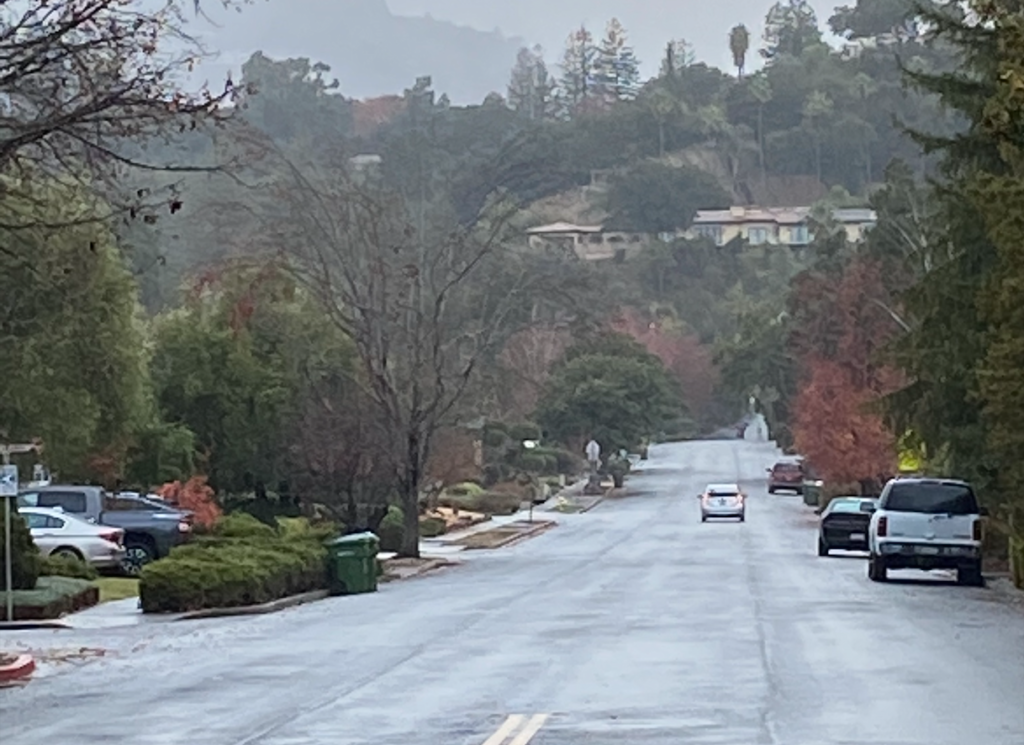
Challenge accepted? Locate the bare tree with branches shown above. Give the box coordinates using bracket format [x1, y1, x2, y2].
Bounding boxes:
[242, 154, 552, 556]
[0, 0, 248, 228]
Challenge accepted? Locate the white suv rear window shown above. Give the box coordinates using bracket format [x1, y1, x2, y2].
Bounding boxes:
[883, 483, 978, 515]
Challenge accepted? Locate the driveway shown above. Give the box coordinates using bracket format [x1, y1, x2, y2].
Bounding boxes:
[2, 440, 1023, 744]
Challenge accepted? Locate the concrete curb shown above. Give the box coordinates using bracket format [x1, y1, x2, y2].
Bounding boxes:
[0, 654, 36, 684]
[0, 620, 70, 631]
[177, 589, 331, 621]
[490, 520, 557, 549]
[380, 557, 457, 583]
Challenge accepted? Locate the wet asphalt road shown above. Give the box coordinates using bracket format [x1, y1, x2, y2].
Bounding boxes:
[3, 439, 1024, 745]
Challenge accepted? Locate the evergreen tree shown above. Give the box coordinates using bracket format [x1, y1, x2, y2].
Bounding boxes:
[761, 0, 822, 61]
[593, 18, 642, 104]
[557, 25, 595, 118]
[960, 5, 1024, 527]
[883, 2, 1005, 496]
[660, 39, 695, 78]
[508, 45, 555, 121]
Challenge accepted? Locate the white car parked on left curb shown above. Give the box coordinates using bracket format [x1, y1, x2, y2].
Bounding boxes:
[19, 506, 126, 569]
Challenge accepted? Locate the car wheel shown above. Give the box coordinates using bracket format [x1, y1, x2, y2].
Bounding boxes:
[868, 554, 888, 582]
[701, 515, 707, 523]
[121, 540, 156, 576]
[52, 546, 85, 562]
[957, 562, 985, 587]
[739, 512, 746, 522]
[817, 537, 829, 557]
[768, 487, 775, 494]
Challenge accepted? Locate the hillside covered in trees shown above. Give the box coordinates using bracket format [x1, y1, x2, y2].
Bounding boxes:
[9, 0, 1024, 570]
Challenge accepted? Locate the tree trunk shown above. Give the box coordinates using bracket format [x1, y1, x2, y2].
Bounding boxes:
[758, 107, 766, 194]
[658, 120, 665, 158]
[398, 432, 423, 558]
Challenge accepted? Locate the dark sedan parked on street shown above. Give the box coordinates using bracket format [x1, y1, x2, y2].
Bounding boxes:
[818, 497, 878, 556]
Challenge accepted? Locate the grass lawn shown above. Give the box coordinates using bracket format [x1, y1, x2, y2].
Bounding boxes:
[94, 577, 139, 603]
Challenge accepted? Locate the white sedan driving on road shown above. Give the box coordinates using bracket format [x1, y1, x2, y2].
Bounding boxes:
[700, 483, 746, 522]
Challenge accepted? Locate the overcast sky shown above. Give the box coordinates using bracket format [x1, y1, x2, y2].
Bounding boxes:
[191, 0, 845, 101]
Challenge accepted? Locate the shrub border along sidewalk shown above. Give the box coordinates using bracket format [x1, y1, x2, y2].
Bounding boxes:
[138, 514, 331, 614]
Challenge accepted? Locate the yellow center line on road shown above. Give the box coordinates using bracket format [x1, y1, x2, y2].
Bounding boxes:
[480, 714, 550, 745]
[506, 714, 549, 745]
[481, 715, 526, 745]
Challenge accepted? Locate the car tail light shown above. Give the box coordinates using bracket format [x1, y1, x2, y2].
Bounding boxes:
[877, 516, 888, 537]
[973, 519, 983, 542]
[99, 530, 123, 546]
[177, 520, 192, 533]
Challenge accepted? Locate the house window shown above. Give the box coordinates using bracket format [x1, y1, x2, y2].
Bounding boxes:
[693, 225, 722, 244]
[748, 226, 771, 245]
[588, 234, 603, 244]
[790, 225, 810, 245]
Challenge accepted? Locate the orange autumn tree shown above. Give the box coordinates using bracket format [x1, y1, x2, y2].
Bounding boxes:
[613, 308, 719, 427]
[790, 257, 901, 485]
[157, 476, 221, 528]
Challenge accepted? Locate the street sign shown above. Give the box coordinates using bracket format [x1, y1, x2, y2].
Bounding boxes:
[0, 464, 16, 497]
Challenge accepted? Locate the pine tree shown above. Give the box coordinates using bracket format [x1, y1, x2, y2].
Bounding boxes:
[961, 6, 1024, 538]
[882, 2, 1005, 499]
[660, 39, 695, 78]
[761, 0, 821, 61]
[557, 26, 595, 118]
[508, 45, 554, 121]
[593, 18, 642, 104]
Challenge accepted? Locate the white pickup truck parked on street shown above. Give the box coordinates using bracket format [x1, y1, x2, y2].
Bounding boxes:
[867, 477, 988, 586]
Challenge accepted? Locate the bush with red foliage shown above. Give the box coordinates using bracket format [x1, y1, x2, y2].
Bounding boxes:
[612, 308, 719, 425]
[157, 476, 222, 528]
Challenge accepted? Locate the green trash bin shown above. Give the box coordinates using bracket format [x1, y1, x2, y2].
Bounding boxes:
[325, 531, 380, 595]
[803, 478, 823, 508]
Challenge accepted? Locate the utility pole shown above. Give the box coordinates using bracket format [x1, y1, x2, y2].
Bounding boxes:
[2, 440, 41, 623]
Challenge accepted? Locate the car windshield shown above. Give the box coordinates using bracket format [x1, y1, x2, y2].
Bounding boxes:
[884, 482, 979, 515]
[774, 463, 801, 473]
[826, 499, 863, 514]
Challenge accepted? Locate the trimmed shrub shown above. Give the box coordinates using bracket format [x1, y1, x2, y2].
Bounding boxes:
[139, 539, 327, 613]
[4, 576, 98, 620]
[376, 505, 405, 553]
[439, 490, 517, 515]
[507, 422, 542, 442]
[533, 446, 581, 474]
[277, 516, 337, 543]
[420, 516, 447, 538]
[212, 512, 277, 539]
[39, 553, 99, 581]
[1, 506, 40, 590]
[518, 452, 551, 474]
[445, 482, 485, 498]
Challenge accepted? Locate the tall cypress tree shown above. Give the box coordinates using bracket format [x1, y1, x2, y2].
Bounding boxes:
[884, 1, 1005, 492]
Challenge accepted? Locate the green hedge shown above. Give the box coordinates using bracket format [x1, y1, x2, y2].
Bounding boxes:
[39, 554, 99, 580]
[376, 505, 405, 553]
[0, 576, 98, 621]
[138, 515, 335, 613]
[2, 505, 40, 590]
[439, 491, 522, 515]
[420, 516, 447, 538]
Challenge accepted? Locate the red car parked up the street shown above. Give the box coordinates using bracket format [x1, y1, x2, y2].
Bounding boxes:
[768, 460, 805, 494]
